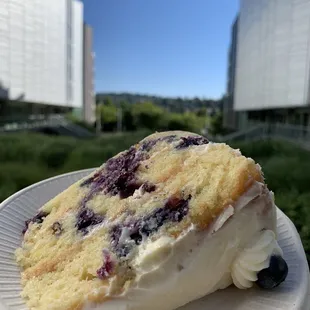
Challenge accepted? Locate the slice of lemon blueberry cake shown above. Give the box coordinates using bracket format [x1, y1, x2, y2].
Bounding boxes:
[15, 131, 288, 310]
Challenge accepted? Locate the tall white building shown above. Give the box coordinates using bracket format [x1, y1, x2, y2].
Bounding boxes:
[72, 0, 83, 109]
[0, 0, 84, 109]
[233, 0, 310, 128]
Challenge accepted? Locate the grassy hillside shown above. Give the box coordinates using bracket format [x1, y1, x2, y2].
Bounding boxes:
[0, 133, 309, 261]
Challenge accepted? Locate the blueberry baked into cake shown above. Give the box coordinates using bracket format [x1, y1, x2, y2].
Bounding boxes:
[15, 131, 288, 310]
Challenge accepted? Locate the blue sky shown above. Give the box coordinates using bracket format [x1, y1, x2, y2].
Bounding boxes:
[82, 0, 239, 99]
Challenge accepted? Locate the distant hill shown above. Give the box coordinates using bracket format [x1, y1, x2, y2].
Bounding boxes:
[96, 92, 224, 113]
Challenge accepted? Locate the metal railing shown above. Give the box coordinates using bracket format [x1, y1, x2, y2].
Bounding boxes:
[215, 122, 310, 148]
[0, 114, 67, 132]
[215, 125, 268, 143]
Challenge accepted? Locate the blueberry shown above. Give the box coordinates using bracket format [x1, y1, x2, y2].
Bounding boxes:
[141, 182, 156, 193]
[139, 140, 158, 152]
[51, 221, 63, 236]
[162, 135, 177, 143]
[256, 255, 288, 289]
[110, 224, 122, 247]
[22, 211, 49, 234]
[76, 208, 104, 234]
[176, 136, 209, 149]
[110, 195, 191, 257]
[139, 135, 177, 152]
[79, 146, 148, 203]
[96, 250, 114, 279]
[129, 230, 143, 244]
[110, 221, 142, 257]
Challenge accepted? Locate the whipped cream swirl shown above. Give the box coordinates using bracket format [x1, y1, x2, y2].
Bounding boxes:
[231, 230, 283, 289]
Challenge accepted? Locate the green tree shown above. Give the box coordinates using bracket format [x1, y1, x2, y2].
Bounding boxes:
[132, 102, 164, 130]
[208, 112, 224, 136]
[165, 112, 206, 133]
[166, 113, 186, 131]
[95, 97, 103, 105]
[196, 108, 207, 117]
[99, 103, 118, 131]
[103, 97, 113, 106]
[120, 101, 136, 131]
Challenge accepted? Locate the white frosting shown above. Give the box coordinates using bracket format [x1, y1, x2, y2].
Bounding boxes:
[231, 230, 283, 289]
[84, 182, 282, 310]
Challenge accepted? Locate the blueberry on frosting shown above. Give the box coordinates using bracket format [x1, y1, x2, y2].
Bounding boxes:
[110, 195, 191, 257]
[256, 255, 288, 289]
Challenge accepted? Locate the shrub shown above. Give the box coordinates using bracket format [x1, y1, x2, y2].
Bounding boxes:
[122, 108, 136, 131]
[275, 190, 310, 261]
[132, 102, 164, 130]
[231, 140, 277, 159]
[73, 120, 96, 132]
[0, 163, 52, 201]
[65, 112, 96, 132]
[98, 104, 118, 131]
[0, 181, 17, 203]
[63, 144, 115, 171]
[208, 112, 223, 136]
[39, 140, 76, 169]
[165, 112, 205, 133]
[98, 131, 150, 150]
[0, 134, 38, 162]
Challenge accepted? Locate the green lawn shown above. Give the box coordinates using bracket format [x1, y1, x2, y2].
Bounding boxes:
[0, 133, 309, 261]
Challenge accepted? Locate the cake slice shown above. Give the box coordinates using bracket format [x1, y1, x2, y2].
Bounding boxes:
[15, 131, 288, 310]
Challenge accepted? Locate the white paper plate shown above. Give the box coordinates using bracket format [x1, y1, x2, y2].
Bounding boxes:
[0, 169, 309, 310]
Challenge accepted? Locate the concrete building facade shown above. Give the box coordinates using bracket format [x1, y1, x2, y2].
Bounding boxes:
[72, 0, 83, 110]
[0, 0, 69, 106]
[223, 15, 239, 130]
[0, 0, 95, 123]
[231, 0, 310, 129]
